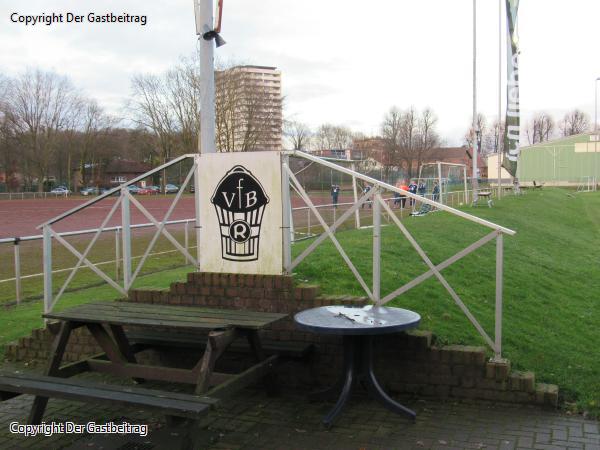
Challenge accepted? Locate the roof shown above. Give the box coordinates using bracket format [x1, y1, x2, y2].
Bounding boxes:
[521, 133, 598, 150]
[105, 160, 151, 174]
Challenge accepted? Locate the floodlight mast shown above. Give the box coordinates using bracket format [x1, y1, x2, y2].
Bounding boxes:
[472, 0, 479, 203]
[194, 0, 216, 154]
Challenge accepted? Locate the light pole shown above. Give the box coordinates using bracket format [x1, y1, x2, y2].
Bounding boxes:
[497, 0, 502, 198]
[594, 77, 600, 132]
[472, 0, 479, 203]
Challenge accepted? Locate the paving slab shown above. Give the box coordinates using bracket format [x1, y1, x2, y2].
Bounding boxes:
[0, 365, 597, 449]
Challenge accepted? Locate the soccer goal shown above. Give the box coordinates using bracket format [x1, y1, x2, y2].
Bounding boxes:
[417, 162, 469, 206]
[576, 176, 598, 193]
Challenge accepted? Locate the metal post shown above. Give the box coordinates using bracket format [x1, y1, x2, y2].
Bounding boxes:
[115, 228, 121, 282]
[351, 162, 360, 229]
[194, 155, 202, 270]
[494, 232, 504, 360]
[198, 0, 216, 153]
[463, 166, 468, 204]
[307, 208, 311, 237]
[281, 156, 292, 272]
[437, 161, 443, 204]
[14, 239, 21, 304]
[498, 0, 503, 199]
[184, 220, 190, 253]
[333, 204, 336, 229]
[472, 0, 479, 204]
[373, 192, 381, 305]
[43, 225, 52, 314]
[121, 189, 132, 290]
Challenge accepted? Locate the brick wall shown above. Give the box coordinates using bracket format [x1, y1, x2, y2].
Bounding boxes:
[4, 272, 558, 407]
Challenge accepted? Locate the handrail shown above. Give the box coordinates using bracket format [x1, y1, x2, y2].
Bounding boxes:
[287, 150, 516, 236]
[0, 219, 195, 244]
[37, 154, 195, 228]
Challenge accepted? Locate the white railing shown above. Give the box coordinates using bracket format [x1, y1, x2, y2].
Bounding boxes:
[0, 219, 195, 304]
[34, 151, 515, 360]
[284, 151, 515, 360]
[0, 192, 70, 200]
[38, 154, 201, 314]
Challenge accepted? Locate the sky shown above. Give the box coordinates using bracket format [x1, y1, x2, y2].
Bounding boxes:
[1, 0, 599, 146]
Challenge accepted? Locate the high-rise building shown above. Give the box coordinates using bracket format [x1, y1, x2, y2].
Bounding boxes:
[215, 65, 282, 152]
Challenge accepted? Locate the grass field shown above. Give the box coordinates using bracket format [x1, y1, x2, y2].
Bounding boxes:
[0, 188, 598, 416]
[291, 188, 600, 416]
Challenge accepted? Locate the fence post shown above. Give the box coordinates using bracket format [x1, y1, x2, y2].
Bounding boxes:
[14, 238, 22, 304]
[43, 225, 52, 314]
[115, 228, 121, 282]
[373, 191, 381, 305]
[281, 155, 292, 272]
[307, 208, 311, 237]
[351, 162, 360, 229]
[121, 189, 132, 290]
[184, 221, 189, 263]
[494, 231, 504, 360]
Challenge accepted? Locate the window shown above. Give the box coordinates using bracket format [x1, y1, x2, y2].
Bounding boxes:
[110, 176, 127, 183]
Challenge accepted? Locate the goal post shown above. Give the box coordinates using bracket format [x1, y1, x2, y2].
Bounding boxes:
[417, 162, 469, 206]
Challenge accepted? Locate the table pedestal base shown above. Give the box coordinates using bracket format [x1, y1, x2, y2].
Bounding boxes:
[313, 335, 416, 428]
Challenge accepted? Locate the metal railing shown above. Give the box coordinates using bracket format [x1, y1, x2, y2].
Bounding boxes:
[0, 219, 195, 304]
[38, 154, 201, 314]
[284, 151, 516, 360]
[34, 151, 515, 360]
[0, 192, 71, 200]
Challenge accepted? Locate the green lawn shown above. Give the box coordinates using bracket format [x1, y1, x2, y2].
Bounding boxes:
[292, 188, 600, 416]
[0, 188, 598, 416]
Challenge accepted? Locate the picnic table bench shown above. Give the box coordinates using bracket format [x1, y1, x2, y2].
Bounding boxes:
[0, 302, 287, 447]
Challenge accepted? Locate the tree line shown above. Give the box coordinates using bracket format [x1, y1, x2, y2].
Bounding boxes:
[0, 58, 281, 192]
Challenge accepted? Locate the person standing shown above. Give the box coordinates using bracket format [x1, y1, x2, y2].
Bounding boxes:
[432, 181, 440, 202]
[331, 184, 340, 208]
[408, 180, 418, 206]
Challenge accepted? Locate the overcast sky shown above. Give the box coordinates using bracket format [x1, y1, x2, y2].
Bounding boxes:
[1, 0, 599, 146]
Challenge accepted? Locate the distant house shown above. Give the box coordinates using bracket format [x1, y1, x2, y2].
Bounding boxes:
[103, 160, 152, 187]
[424, 147, 487, 179]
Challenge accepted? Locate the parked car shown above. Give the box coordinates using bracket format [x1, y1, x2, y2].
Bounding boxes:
[50, 187, 71, 195]
[127, 185, 140, 195]
[165, 184, 179, 194]
[137, 187, 157, 195]
[148, 185, 161, 193]
[80, 187, 100, 196]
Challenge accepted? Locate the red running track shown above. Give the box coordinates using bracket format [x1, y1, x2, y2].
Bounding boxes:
[0, 194, 359, 239]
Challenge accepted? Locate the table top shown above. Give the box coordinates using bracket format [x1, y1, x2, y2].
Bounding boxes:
[44, 302, 288, 331]
[294, 305, 420, 336]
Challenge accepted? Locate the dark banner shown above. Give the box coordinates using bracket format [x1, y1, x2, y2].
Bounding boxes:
[502, 0, 520, 177]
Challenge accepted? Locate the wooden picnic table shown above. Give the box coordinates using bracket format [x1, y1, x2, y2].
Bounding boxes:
[27, 301, 287, 425]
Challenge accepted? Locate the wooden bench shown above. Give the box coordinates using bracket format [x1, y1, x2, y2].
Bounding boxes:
[0, 370, 218, 448]
[127, 330, 315, 360]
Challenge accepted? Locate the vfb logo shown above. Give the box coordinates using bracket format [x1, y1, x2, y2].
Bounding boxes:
[211, 165, 269, 262]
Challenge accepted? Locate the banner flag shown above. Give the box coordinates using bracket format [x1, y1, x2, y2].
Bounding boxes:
[502, 0, 520, 177]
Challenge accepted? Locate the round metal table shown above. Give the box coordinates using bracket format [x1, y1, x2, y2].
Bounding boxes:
[294, 305, 421, 427]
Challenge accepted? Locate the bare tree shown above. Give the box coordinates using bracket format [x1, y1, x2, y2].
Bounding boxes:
[313, 124, 353, 151]
[5, 69, 80, 191]
[284, 119, 311, 150]
[560, 109, 589, 137]
[381, 107, 403, 179]
[526, 112, 555, 144]
[129, 73, 178, 189]
[165, 58, 201, 154]
[414, 108, 439, 168]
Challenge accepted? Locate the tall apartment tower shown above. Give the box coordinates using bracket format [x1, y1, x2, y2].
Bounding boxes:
[215, 65, 283, 152]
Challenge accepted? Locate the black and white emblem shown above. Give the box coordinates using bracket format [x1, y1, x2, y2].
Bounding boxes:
[211, 165, 269, 262]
